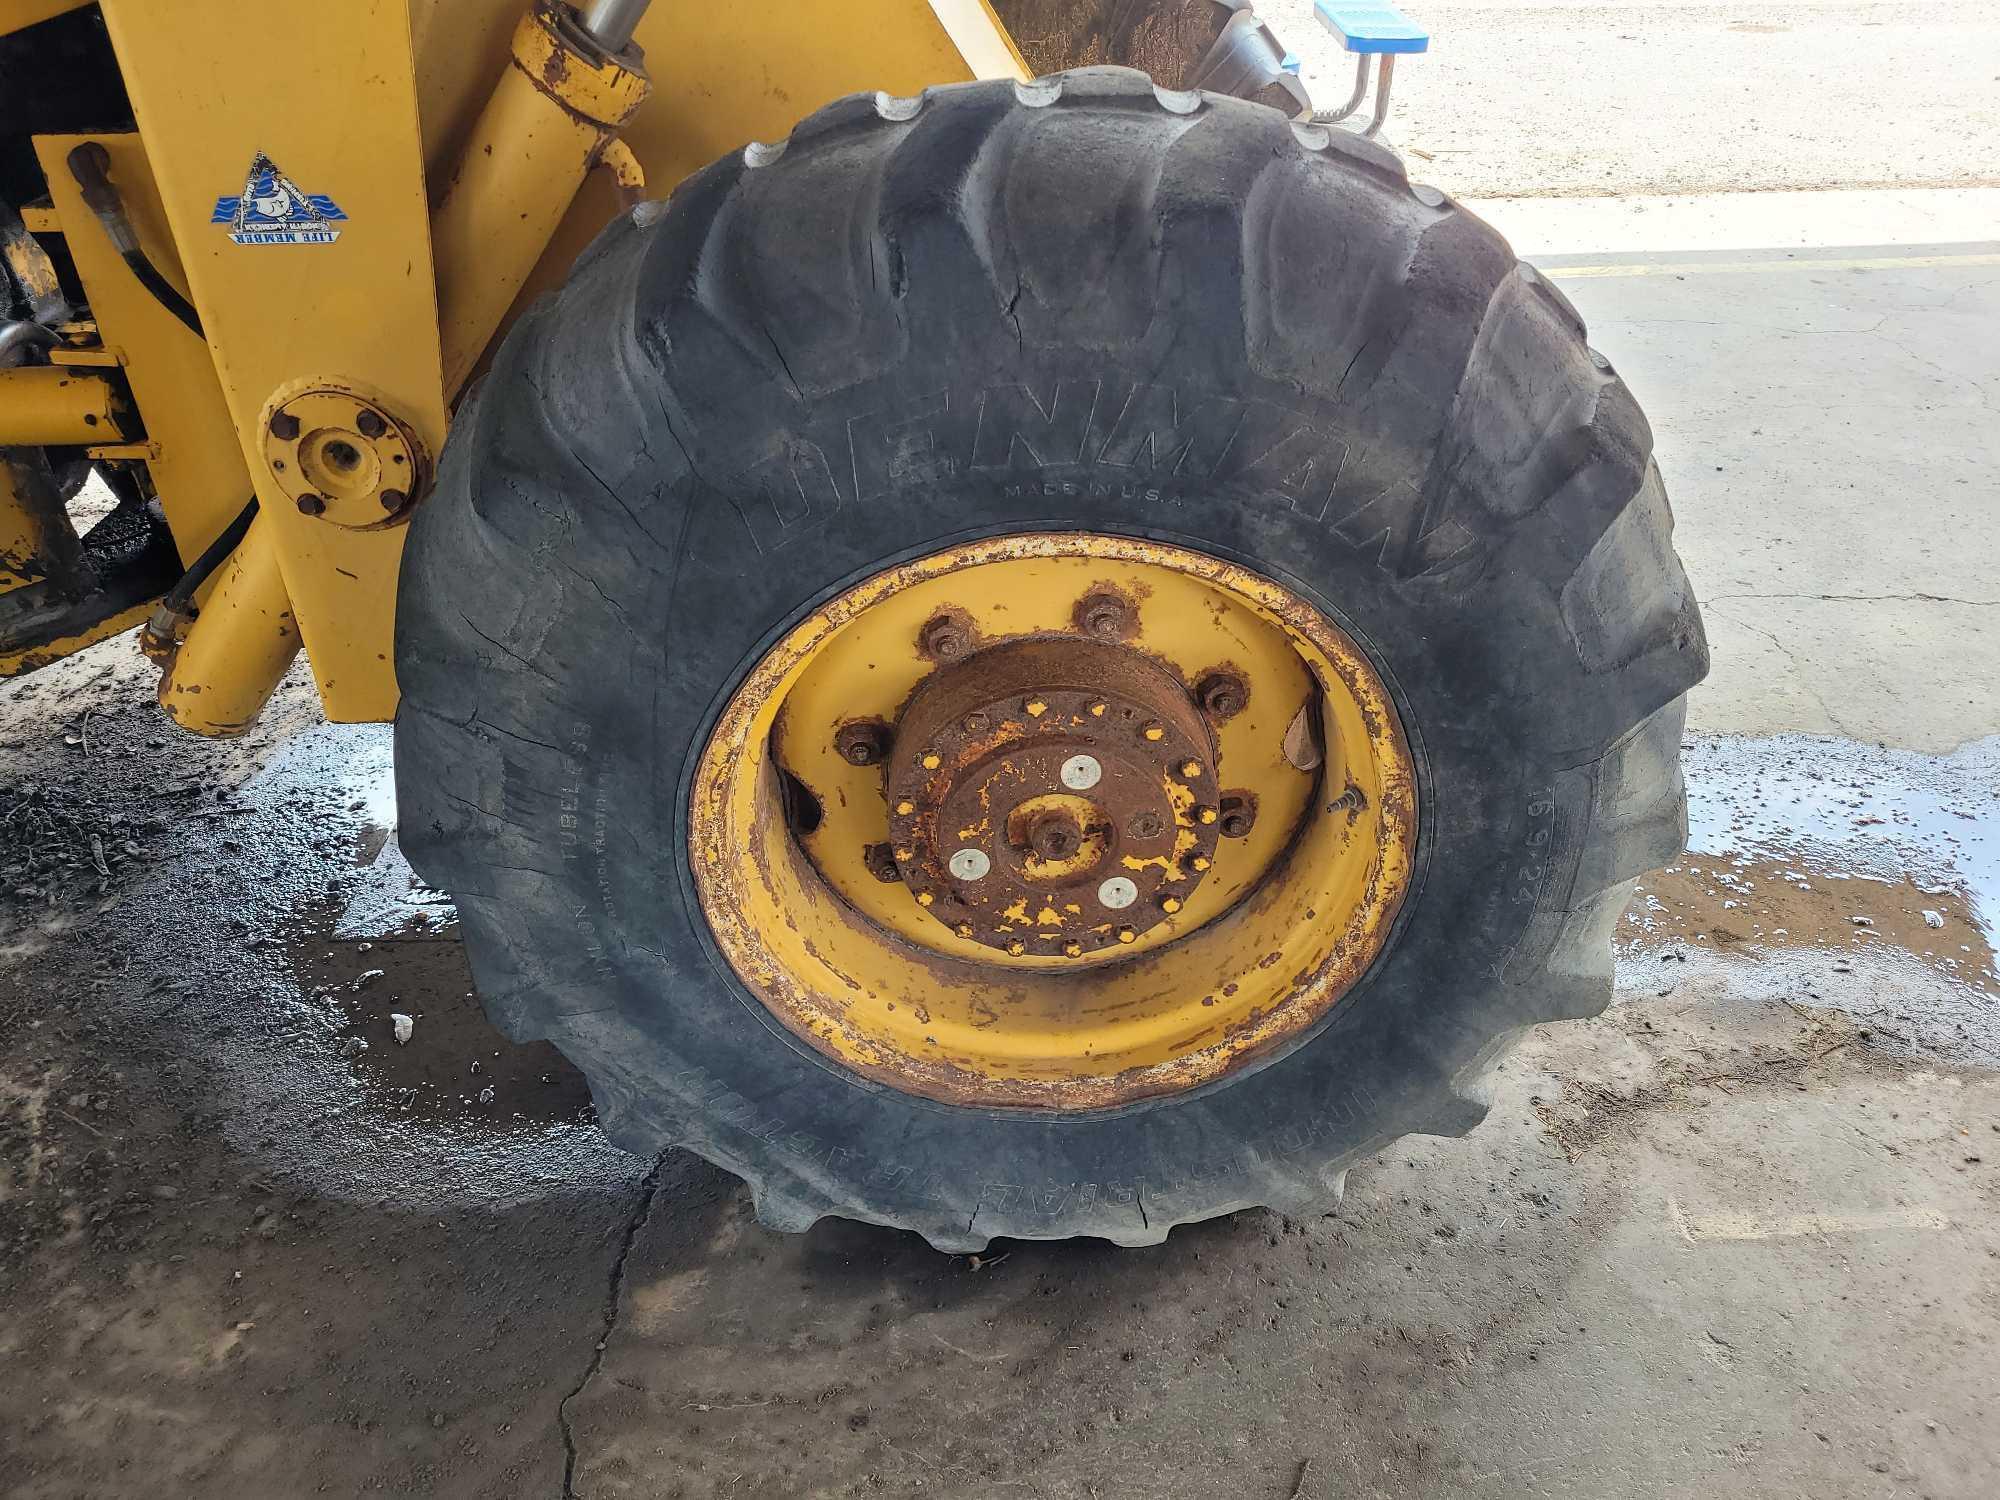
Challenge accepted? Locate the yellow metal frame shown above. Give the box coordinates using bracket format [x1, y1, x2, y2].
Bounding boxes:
[93, 0, 449, 726]
[0, 365, 126, 445]
[4, 0, 1023, 727]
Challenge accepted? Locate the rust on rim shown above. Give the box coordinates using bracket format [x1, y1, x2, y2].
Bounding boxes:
[690, 533, 1418, 1110]
[883, 638, 1222, 957]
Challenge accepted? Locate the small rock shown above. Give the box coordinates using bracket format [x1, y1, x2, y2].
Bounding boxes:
[1923, 910, 1945, 929]
[352, 969, 387, 991]
[391, 1013, 414, 1046]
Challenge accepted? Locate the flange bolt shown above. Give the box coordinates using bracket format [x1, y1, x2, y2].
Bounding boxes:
[1218, 792, 1258, 839]
[834, 720, 891, 766]
[1076, 590, 1130, 638]
[919, 614, 972, 662]
[1196, 671, 1248, 721]
[862, 842, 901, 883]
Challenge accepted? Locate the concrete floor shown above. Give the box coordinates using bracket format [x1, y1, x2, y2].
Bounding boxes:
[5, 7, 2000, 1499]
[1506, 189, 2000, 752]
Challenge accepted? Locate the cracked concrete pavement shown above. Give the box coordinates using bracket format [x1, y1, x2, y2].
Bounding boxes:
[6, 4, 2000, 1497]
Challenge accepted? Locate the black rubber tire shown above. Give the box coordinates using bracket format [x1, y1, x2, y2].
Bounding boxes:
[395, 69, 1708, 1250]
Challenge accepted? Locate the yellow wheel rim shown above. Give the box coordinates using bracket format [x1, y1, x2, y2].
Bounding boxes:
[690, 534, 1417, 1109]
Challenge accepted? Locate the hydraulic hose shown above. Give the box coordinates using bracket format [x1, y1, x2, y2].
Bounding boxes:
[66, 142, 204, 339]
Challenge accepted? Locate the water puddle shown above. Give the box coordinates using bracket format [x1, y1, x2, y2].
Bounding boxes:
[156, 719, 637, 1209]
[1619, 732, 1999, 1063]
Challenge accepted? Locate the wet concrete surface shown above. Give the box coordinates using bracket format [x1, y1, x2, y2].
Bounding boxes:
[4, 638, 1998, 1498]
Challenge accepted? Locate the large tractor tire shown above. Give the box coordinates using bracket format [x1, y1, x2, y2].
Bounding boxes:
[395, 70, 1707, 1249]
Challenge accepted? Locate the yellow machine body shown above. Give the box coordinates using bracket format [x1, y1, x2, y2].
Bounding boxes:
[0, 0, 1025, 728]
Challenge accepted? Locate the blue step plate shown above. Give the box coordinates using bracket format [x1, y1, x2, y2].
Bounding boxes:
[1314, 2, 1431, 54]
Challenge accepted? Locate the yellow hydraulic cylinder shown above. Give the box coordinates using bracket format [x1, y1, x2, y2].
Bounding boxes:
[0, 366, 128, 446]
[157, 513, 301, 735]
[430, 4, 650, 396]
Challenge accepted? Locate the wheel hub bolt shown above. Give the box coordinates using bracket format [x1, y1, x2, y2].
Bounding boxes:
[948, 847, 992, 881]
[1196, 671, 1248, 721]
[863, 842, 901, 883]
[835, 720, 891, 766]
[1218, 792, 1258, 839]
[1059, 754, 1102, 790]
[1097, 876, 1138, 910]
[1076, 591, 1130, 638]
[1027, 810, 1084, 861]
[919, 614, 971, 662]
[295, 493, 325, 516]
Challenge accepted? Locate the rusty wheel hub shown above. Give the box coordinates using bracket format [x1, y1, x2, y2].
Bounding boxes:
[884, 639, 1221, 957]
[689, 534, 1418, 1110]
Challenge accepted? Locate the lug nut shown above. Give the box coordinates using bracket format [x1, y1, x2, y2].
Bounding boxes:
[1218, 792, 1258, 839]
[379, 487, 408, 512]
[834, 720, 890, 766]
[863, 842, 901, 883]
[1178, 759, 1202, 779]
[1075, 590, 1130, 638]
[1196, 671, 1249, 721]
[1006, 940, 1027, 956]
[356, 408, 387, 438]
[919, 613, 971, 662]
[1140, 722, 1165, 742]
[295, 493, 325, 516]
[269, 411, 301, 441]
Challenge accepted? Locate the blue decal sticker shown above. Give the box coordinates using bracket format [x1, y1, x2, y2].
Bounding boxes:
[211, 152, 347, 246]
